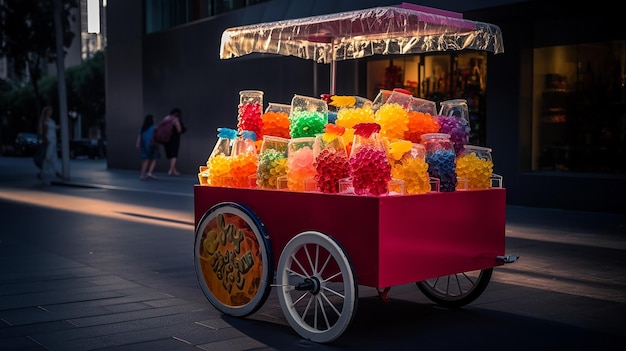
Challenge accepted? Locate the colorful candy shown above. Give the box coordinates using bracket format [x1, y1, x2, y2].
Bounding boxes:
[375, 103, 408, 140]
[256, 149, 287, 189]
[392, 156, 431, 194]
[456, 145, 494, 190]
[335, 106, 376, 129]
[207, 154, 231, 186]
[404, 111, 439, 143]
[349, 147, 392, 196]
[349, 123, 391, 196]
[422, 133, 457, 192]
[313, 126, 350, 193]
[238, 90, 264, 141]
[437, 115, 470, 156]
[289, 111, 326, 138]
[261, 111, 290, 139]
[287, 138, 316, 191]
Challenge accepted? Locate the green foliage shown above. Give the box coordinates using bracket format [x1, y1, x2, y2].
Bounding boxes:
[0, 51, 105, 143]
[0, 0, 79, 112]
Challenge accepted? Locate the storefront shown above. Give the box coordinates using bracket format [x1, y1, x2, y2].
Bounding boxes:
[105, 0, 624, 213]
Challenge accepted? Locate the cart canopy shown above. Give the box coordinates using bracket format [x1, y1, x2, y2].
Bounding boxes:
[220, 4, 504, 64]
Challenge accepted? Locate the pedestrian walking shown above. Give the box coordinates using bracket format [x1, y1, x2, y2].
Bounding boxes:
[36, 106, 62, 181]
[136, 114, 159, 180]
[162, 108, 185, 176]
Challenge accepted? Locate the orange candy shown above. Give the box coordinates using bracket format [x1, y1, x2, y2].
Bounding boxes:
[230, 153, 258, 188]
[261, 111, 290, 139]
[404, 111, 439, 143]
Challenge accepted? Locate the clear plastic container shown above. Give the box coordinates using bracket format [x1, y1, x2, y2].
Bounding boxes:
[229, 132, 258, 188]
[384, 88, 413, 109]
[375, 89, 410, 140]
[313, 129, 350, 193]
[437, 99, 471, 156]
[439, 99, 470, 122]
[256, 135, 289, 189]
[206, 128, 237, 187]
[286, 137, 316, 192]
[289, 94, 328, 138]
[408, 97, 438, 115]
[456, 145, 494, 190]
[261, 102, 291, 139]
[334, 95, 376, 131]
[264, 102, 290, 114]
[238, 90, 264, 139]
[372, 89, 393, 112]
[404, 97, 440, 143]
[349, 123, 392, 196]
[388, 141, 431, 194]
[421, 133, 457, 192]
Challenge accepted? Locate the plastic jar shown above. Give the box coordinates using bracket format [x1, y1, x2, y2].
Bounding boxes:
[261, 102, 291, 139]
[256, 135, 289, 189]
[238, 90, 264, 140]
[206, 128, 237, 187]
[313, 127, 350, 193]
[388, 141, 431, 194]
[349, 123, 392, 196]
[229, 131, 258, 188]
[437, 99, 471, 156]
[286, 137, 316, 192]
[456, 145, 494, 190]
[421, 133, 457, 192]
[289, 95, 328, 138]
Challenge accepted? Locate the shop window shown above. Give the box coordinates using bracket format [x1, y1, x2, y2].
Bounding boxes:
[367, 53, 488, 145]
[532, 41, 626, 174]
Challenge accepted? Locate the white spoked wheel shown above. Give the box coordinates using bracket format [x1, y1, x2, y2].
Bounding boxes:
[276, 231, 358, 343]
[417, 268, 493, 308]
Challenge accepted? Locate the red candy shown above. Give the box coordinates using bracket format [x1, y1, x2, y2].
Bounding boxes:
[237, 102, 263, 140]
[353, 122, 381, 138]
[314, 149, 351, 193]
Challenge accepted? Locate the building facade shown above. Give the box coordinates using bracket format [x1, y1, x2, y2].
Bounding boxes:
[104, 0, 625, 213]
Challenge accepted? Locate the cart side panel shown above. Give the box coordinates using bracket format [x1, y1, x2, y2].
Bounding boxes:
[194, 186, 383, 286]
[377, 189, 506, 287]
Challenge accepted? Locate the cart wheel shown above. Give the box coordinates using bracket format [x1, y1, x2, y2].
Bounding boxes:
[276, 231, 358, 343]
[416, 268, 493, 308]
[194, 202, 273, 317]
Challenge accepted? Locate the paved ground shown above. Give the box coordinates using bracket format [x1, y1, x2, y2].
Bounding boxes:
[1, 156, 625, 350]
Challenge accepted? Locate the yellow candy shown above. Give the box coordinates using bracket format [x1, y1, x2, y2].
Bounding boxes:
[207, 154, 231, 186]
[336, 106, 375, 128]
[375, 103, 408, 140]
[330, 95, 356, 108]
[456, 153, 494, 189]
[387, 140, 413, 161]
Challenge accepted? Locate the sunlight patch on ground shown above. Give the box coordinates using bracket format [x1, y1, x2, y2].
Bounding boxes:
[0, 188, 194, 230]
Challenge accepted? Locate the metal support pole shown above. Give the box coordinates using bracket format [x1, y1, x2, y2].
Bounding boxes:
[54, 0, 70, 178]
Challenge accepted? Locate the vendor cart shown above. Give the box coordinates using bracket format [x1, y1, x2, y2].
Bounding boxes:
[194, 4, 516, 343]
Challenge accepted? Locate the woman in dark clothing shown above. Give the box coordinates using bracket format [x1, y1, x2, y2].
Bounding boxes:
[163, 108, 185, 176]
[136, 114, 159, 180]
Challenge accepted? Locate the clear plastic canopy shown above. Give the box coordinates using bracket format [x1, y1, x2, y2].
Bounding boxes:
[220, 5, 504, 64]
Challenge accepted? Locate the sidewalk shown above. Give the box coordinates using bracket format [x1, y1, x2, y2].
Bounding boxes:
[2, 155, 626, 350]
[0, 156, 197, 196]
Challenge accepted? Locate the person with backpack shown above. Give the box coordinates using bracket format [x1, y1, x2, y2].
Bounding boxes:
[160, 107, 185, 176]
[136, 114, 159, 180]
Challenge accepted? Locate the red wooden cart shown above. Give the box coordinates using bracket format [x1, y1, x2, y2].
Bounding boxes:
[193, 186, 517, 342]
[193, 5, 516, 343]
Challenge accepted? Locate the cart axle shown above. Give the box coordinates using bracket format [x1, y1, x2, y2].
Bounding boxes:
[295, 277, 321, 294]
